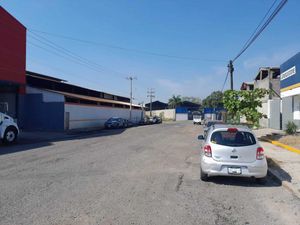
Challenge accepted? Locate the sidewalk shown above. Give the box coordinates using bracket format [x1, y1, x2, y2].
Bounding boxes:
[253, 128, 300, 198]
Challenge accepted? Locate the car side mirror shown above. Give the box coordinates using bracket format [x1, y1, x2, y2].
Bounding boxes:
[198, 135, 205, 140]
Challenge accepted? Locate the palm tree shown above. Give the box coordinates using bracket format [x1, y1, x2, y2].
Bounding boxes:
[168, 95, 182, 109]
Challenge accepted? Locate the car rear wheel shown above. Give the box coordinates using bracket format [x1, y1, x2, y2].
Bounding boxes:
[200, 167, 208, 181]
[3, 126, 18, 144]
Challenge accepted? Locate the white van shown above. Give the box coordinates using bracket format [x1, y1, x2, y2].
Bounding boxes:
[193, 115, 202, 125]
[0, 112, 19, 144]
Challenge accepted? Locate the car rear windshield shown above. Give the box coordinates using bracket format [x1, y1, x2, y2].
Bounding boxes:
[210, 130, 256, 147]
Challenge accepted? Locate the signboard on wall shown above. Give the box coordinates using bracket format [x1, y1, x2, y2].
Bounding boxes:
[280, 52, 300, 98]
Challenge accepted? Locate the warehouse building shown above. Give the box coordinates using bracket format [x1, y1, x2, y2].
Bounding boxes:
[0, 6, 26, 121]
[280, 52, 300, 129]
[0, 6, 143, 131]
[23, 71, 143, 131]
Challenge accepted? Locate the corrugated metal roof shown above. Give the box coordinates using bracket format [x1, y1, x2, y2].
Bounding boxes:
[26, 71, 66, 82]
[46, 89, 141, 108]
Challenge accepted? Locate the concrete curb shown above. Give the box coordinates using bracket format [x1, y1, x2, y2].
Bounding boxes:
[267, 168, 300, 199]
[260, 137, 300, 155]
[267, 157, 300, 199]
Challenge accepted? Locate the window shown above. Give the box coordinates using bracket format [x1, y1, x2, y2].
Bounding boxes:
[211, 131, 256, 147]
[293, 95, 300, 120]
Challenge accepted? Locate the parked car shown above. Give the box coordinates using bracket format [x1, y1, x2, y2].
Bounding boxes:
[149, 116, 162, 124]
[193, 115, 202, 125]
[198, 124, 267, 182]
[104, 117, 126, 129]
[123, 119, 134, 127]
[0, 112, 19, 144]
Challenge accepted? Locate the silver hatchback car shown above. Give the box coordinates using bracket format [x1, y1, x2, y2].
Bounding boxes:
[198, 124, 267, 182]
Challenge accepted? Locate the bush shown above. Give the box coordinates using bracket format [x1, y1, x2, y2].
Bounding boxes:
[285, 121, 298, 135]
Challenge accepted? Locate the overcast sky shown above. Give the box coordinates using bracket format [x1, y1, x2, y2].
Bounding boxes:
[1, 0, 300, 103]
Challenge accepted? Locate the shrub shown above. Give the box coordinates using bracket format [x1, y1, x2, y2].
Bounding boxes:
[285, 121, 298, 135]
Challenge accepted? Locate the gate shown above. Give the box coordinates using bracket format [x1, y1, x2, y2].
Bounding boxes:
[269, 99, 281, 130]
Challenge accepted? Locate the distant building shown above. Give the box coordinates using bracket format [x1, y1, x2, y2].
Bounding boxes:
[24, 71, 142, 131]
[240, 67, 281, 128]
[175, 101, 201, 120]
[280, 52, 300, 129]
[240, 81, 254, 90]
[254, 67, 280, 96]
[145, 101, 168, 111]
[254, 67, 281, 128]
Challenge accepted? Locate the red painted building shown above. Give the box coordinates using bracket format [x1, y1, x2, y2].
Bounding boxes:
[0, 6, 26, 119]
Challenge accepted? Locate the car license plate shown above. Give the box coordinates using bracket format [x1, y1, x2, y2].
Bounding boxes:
[228, 167, 241, 175]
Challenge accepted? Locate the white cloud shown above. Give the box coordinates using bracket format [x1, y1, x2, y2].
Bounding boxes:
[156, 75, 221, 100]
[243, 47, 299, 69]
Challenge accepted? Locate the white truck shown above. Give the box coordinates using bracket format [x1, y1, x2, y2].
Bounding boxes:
[0, 112, 19, 144]
[193, 114, 202, 125]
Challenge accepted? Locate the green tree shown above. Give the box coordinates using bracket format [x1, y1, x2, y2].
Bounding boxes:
[202, 91, 223, 108]
[222, 90, 241, 123]
[181, 96, 201, 104]
[168, 95, 182, 108]
[223, 88, 269, 127]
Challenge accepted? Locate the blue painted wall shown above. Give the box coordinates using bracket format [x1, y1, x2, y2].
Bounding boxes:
[20, 93, 64, 131]
[175, 107, 188, 113]
[280, 52, 300, 89]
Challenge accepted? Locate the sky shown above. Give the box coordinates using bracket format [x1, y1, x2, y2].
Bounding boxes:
[1, 0, 300, 103]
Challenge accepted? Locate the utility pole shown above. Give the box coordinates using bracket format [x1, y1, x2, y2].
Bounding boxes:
[228, 60, 234, 90]
[126, 76, 137, 121]
[147, 88, 155, 117]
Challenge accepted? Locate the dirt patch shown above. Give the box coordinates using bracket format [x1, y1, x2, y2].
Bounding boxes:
[263, 133, 300, 149]
[277, 135, 300, 149]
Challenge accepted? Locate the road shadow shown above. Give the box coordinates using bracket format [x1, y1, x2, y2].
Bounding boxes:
[267, 157, 292, 183]
[258, 133, 284, 142]
[207, 174, 281, 188]
[0, 128, 126, 156]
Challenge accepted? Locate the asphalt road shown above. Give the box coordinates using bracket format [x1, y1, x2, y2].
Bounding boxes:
[0, 122, 299, 225]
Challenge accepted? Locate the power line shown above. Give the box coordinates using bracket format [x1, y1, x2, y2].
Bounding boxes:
[233, 0, 288, 62]
[221, 70, 229, 92]
[0, 43, 114, 90]
[226, 0, 288, 91]
[27, 41, 109, 75]
[29, 29, 226, 62]
[0, 19, 128, 77]
[28, 31, 126, 76]
[240, 0, 278, 52]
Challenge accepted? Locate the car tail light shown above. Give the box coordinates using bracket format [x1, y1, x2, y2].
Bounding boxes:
[256, 147, 264, 160]
[227, 128, 238, 133]
[204, 145, 212, 157]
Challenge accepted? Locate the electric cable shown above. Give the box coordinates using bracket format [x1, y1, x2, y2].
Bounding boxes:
[233, 0, 288, 62]
[29, 29, 226, 62]
[221, 70, 229, 92]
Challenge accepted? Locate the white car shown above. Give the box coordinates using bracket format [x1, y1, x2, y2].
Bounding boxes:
[0, 112, 19, 144]
[193, 115, 202, 125]
[198, 124, 267, 182]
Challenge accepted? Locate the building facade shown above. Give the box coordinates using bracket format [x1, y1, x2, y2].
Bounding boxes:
[24, 72, 143, 131]
[254, 67, 281, 128]
[280, 52, 300, 129]
[0, 6, 26, 121]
